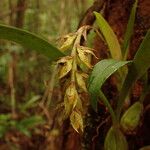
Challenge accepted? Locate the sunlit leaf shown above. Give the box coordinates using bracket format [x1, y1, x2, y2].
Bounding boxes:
[122, 0, 138, 59]
[94, 12, 122, 60]
[0, 24, 65, 61]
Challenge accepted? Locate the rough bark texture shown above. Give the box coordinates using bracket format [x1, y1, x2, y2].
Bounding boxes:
[58, 0, 150, 149]
[78, 0, 150, 149]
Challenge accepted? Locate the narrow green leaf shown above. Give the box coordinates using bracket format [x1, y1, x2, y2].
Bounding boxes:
[88, 59, 131, 95]
[117, 30, 150, 118]
[122, 0, 138, 59]
[88, 59, 131, 110]
[0, 24, 65, 61]
[21, 95, 41, 111]
[94, 12, 122, 60]
[139, 84, 150, 103]
[17, 116, 44, 129]
[133, 30, 150, 78]
[15, 116, 44, 137]
[17, 126, 31, 137]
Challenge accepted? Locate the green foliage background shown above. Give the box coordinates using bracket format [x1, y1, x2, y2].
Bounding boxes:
[0, 0, 91, 103]
[0, 1, 92, 145]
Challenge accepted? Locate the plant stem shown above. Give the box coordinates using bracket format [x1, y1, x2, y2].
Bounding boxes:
[8, 56, 16, 117]
[116, 68, 136, 121]
[46, 63, 58, 107]
[99, 91, 117, 125]
[41, 63, 58, 108]
[70, 29, 82, 82]
[139, 84, 150, 103]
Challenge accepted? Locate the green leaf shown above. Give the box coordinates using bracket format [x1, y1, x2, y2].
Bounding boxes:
[88, 59, 131, 95]
[15, 116, 44, 137]
[21, 95, 41, 111]
[122, 0, 138, 59]
[0, 125, 8, 138]
[133, 30, 150, 78]
[120, 102, 143, 132]
[0, 114, 11, 122]
[117, 30, 150, 118]
[104, 126, 128, 150]
[88, 59, 131, 110]
[16, 125, 31, 137]
[0, 24, 65, 61]
[0, 114, 11, 138]
[16, 116, 44, 137]
[17, 116, 44, 129]
[94, 12, 122, 60]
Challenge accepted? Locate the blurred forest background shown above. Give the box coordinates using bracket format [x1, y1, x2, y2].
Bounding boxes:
[0, 0, 93, 149]
[0, 0, 150, 150]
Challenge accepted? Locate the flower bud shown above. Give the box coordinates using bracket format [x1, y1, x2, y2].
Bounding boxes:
[60, 34, 76, 51]
[120, 102, 143, 133]
[77, 46, 92, 69]
[70, 110, 83, 133]
[64, 83, 78, 117]
[104, 126, 128, 150]
[76, 72, 87, 92]
[57, 56, 73, 79]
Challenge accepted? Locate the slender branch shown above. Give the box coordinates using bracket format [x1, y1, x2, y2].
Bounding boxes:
[8, 54, 16, 117]
[46, 64, 59, 107]
[99, 91, 117, 125]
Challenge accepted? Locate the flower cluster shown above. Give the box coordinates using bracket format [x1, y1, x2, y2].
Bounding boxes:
[57, 26, 97, 133]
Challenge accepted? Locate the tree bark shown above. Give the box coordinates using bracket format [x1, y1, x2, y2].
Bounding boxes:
[15, 0, 27, 28]
[80, 0, 150, 149]
[50, 0, 150, 149]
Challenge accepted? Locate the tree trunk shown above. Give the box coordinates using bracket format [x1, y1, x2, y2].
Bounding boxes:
[62, 0, 150, 149]
[15, 0, 27, 28]
[81, 0, 150, 149]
